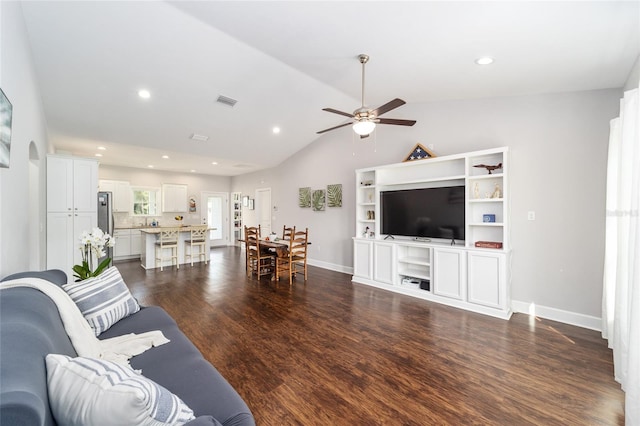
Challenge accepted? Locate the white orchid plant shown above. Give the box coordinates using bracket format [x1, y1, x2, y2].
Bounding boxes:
[73, 227, 115, 281]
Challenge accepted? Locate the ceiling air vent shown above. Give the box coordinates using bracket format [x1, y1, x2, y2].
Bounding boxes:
[190, 134, 209, 142]
[216, 95, 238, 108]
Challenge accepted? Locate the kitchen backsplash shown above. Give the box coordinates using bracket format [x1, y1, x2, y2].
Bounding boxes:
[114, 212, 203, 228]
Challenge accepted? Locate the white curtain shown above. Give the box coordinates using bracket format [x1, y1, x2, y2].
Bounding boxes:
[602, 88, 640, 425]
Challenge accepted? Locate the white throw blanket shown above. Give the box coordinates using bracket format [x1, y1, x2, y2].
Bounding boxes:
[0, 277, 169, 365]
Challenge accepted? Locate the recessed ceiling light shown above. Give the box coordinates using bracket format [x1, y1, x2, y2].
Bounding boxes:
[190, 169, 196, 173]
[475, 57, 494, 65]
[162, 155, 169, 159]
[147, 165, 154, 168]
[94, 153, 103, 157]
[211, 161, 218, 165]
[138, 89, 151, 99]
[272, 127, 281, 134]
[97, 146, 106, 151]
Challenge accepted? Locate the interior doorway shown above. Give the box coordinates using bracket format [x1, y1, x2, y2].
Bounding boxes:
[255, 188, 271, 236]
[201, 192, 229, 247]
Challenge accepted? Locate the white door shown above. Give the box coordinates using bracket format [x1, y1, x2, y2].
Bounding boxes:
[255, 188, 271, 236]
[201, 192, 229, 247]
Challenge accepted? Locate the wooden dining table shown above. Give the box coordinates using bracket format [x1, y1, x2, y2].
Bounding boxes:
[258, 238, 290, 257]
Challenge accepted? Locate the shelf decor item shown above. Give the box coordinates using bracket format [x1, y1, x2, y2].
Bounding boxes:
[312, 189, 326, 211]
[475, 241, 503, 249]
[298, 187, 311, 208]
[483, 214, 496, 223]
[72, 228, 115, 281]
[491, 184, 502, 198]
[403, 143, 436, 162]
[0, 88, 12, 168]
[473, 163, 502, 174]
[327, 184, 342, 207]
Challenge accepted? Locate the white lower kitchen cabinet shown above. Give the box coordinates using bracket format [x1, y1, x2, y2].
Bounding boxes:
[114, 228, 143, 260]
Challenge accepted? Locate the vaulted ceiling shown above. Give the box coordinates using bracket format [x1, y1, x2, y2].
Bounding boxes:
[20, 1, 640, 176]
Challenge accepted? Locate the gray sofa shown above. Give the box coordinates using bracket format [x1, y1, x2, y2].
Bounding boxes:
[0, 270, 255, 426]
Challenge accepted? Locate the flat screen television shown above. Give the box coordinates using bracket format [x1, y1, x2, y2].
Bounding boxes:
[381, 186, 465, 241]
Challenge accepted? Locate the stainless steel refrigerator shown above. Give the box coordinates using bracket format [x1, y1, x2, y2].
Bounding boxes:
[97, 191, 114, 266]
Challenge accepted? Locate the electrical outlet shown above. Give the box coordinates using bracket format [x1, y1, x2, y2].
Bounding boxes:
[527, 211, 536, 221]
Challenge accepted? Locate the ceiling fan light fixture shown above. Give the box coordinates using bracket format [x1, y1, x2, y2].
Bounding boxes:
[353, 120, 376, 136]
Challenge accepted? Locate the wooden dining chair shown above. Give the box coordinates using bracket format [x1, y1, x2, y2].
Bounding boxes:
[155, 228, 180, 271]
[291, 227, 309, 281]
[184, 225, 208, 266]
[275, 227, 309, 284]
[282, 225, 294, 241]
[244, 225, 274, 278]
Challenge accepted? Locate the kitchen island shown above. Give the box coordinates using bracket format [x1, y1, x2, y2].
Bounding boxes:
[140, 226, 214, 269]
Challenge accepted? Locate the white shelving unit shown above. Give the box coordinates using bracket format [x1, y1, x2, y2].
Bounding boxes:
[232, 192, 243, 245]
[352, 147, 511, 319]
[356, 169, 377, 238]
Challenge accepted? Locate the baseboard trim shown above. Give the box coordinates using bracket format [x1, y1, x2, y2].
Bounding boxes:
[511, 300, 602, 331]
[307, 258, 353, 275]
[294, 261, 603, 331]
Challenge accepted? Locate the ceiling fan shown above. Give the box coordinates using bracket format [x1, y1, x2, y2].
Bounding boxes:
[317, 54, 416, 138]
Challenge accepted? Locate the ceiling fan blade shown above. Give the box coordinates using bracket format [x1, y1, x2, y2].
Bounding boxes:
[371, 98, 406, 117]
[378, 118, 416, 126]
[317, 121, 352, 134]
[322, 108, 354, 118]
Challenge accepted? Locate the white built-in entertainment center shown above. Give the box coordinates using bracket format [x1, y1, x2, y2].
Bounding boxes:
[352, 147, 511, 319]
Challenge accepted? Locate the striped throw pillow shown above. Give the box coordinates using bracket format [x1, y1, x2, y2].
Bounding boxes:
[45, 354, 196, 426]
[63, 266, 140, 336]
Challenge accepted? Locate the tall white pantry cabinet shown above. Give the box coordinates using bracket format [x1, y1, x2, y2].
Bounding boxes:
[46, 155, 99, 282]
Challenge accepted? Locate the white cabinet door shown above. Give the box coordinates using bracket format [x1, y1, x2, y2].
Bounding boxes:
[353, 239, 373, 280]
[373, 242, 395, 284]
[468, 252, 505, 309]
[433, 248, 466, 300]
[98, 180, 115, 193]
[114, 181, 132, 212]
[47, 157, 73, 212]
[73, 211, 97, 266]
[162, 184, 188, 212]
[73, 159, 98, 213]
[114, 230, 132, 258]
[99, 180, 132, 212]
[130, 230, 142, 255]
[47, 212, 74, 275]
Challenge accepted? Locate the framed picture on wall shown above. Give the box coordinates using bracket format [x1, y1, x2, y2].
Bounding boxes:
[243, 195, 249, 207]
[248, 199, 255, 210]
[0, 88, 13, 169]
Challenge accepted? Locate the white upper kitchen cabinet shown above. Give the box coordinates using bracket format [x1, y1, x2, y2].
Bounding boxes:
[162, 183, 187, 212]
[47, 156, 97, 213]
[99, 179, 132, 212]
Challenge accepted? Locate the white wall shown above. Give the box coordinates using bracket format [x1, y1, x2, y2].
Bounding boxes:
[0, 2, 50, 278]
[99, 165, 231, 228]
[624, 54, 640, 90]
[232, 88, 621, 325]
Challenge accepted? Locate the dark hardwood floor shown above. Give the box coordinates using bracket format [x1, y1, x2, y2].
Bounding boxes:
[116, 247, 624, 425]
